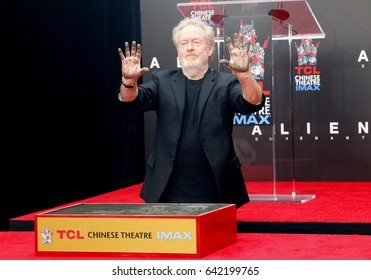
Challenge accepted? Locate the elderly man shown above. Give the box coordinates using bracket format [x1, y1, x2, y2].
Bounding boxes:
[118, 17, 265, 208]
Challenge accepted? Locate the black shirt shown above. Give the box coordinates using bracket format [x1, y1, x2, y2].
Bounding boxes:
[160, 75, 220, 203]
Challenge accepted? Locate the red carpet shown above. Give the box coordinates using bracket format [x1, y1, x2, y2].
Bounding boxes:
[4, 182, 371, 260]
[0, 231, 370, 260]
[240, 181, 371, 223]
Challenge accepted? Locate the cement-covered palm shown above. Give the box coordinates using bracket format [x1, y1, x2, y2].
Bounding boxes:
[220, 33, 250, 73]
[118, 41, 149, 82]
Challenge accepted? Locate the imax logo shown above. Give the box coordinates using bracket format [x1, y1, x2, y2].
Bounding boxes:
[233, 114, 271, 125]
[156, 231, 192, 240]
[296, 85, 320, 91]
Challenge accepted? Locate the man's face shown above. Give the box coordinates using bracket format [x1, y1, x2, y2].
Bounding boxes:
[176, 25, 213, 73]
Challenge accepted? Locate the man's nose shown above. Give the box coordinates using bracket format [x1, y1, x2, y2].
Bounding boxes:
[186, 42, 194, 50]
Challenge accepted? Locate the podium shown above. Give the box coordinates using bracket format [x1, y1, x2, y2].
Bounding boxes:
[35, 203, 236, 257]
[178, 0, 325, 203]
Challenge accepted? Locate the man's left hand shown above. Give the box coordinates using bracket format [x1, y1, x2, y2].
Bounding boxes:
[219, 33, 250, 74]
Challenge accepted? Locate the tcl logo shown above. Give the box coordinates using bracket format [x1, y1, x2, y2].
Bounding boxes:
[294, 66, 320, 75]
[190, 0, 214, 10]
[56, 230, 84, 239]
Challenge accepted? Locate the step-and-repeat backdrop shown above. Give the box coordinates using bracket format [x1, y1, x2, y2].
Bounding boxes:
[139, 0, 370, 182]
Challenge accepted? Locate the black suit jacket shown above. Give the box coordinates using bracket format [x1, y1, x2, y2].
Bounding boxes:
[123, 68, 265, 208]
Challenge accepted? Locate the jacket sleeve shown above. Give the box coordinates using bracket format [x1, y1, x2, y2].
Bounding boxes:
[120, 71, 161, 112]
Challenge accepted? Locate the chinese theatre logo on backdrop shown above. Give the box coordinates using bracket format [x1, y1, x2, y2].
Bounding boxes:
[294, 39, 321, 92]
[179, 1, 225, 29]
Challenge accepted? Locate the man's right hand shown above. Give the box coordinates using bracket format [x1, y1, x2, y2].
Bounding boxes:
[118, 41, 149, 86]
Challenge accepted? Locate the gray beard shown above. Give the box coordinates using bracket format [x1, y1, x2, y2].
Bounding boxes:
[181, 59, 208, 78]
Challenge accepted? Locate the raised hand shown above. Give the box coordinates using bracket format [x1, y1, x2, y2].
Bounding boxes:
[118, 41, 149, 84]
[219, 33, 250, 74]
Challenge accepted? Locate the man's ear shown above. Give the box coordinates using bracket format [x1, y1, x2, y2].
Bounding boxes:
[208, 43, 214, 56]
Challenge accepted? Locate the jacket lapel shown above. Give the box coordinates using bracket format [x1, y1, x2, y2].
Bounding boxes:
[171, 71, 186, 122]
[197, 69, 215, 119]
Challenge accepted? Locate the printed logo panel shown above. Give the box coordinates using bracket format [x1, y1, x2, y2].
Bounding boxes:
[37, 217, 197, 254]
